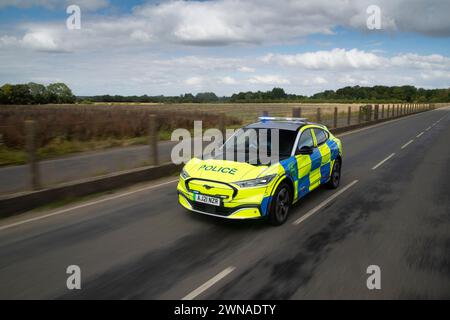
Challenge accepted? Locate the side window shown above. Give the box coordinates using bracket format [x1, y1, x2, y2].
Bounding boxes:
[314, 129, 328, 146]
[297, 129, 314, 151]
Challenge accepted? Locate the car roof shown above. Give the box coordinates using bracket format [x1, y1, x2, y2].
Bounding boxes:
[245, 120, 326, 132]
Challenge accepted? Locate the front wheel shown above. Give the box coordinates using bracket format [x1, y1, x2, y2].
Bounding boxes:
[326, 158, 341, 189]
[268, 182, 291, 226]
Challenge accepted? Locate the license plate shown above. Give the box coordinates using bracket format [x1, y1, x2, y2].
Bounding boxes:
[194, 194, 220, 206]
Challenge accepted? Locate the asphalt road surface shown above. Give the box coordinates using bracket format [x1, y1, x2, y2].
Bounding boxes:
[0, 107, 449, 299]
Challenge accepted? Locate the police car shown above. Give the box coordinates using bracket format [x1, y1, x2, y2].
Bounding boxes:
[177, 117, 343, 225]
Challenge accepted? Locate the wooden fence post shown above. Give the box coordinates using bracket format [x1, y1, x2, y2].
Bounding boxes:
[366, 105, 372, 122]
[358, 106, 362, 124]
[387, 105, 390, 118]
[333, 107, 338, 128]
[219, 112, 226, 145]
[292, 107, 301, 118]
[374, 104, 379, 121]
[25, 120, 41, 190]
[262, 110, 269, 117]
[316, 108, 321, 123]
[149, 114, 159, 166]
[347, 106, 351, 126]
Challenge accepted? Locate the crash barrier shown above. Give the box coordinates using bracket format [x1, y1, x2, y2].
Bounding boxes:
[0, 162, 182, 218]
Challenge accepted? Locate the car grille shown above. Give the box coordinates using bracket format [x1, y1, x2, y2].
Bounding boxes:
[190, 201, 234, 216]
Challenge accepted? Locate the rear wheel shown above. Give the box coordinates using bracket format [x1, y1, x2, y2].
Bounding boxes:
[268, 182, 291, 226]
[326, 158, 341, 189]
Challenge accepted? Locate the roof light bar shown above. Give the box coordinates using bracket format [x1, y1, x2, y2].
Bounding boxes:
[258, 116, 308, 123]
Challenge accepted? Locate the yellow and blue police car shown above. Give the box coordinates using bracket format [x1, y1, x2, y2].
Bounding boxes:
[177, 117, 343, 225]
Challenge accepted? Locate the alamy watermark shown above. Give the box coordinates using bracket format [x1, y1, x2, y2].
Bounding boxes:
[66, 265, 81, 290]
[66, 5, 81, 30]
[366, 265, 381, 290]
[366, 5, 382, 30]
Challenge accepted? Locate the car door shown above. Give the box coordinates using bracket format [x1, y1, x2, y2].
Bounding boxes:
[313, 128, 332, 184]
[294, 128, 321, 199]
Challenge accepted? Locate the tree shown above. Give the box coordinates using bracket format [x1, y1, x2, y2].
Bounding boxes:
[46, 83, 76, 103]
[28, 82, 48, 104]
[10, 84, 33, 104]
[270, 87, 287, 100]
[0, 84, 13, 104]
[194, 92, 218, 103]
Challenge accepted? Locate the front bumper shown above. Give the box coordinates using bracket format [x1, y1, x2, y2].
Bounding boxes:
[177, 179, 270, 219]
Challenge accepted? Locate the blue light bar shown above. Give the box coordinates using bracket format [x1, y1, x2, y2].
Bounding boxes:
[258, 116, 308, 123]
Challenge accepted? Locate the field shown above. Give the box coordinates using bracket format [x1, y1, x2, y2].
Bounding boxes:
[0, 102, 394, 166]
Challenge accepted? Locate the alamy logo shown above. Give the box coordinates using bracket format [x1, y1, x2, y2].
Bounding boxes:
[66, 5, 81, 30]
[66, 265, 81, 290]
[366, 265, 381, 290]
[366, 5, 381, 30]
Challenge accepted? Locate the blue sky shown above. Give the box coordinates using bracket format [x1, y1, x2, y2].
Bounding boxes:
[0, 0, 449, 96]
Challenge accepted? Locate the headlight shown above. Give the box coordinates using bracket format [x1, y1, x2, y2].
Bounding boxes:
[233, 174, 276, 188]
[180, 168, 190, 180]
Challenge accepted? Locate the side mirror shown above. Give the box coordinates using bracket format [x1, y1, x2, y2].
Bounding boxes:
[297, 146, 314, 155]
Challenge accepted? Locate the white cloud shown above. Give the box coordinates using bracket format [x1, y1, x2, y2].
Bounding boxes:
[184, 76, 204, 86]
[303, 76, 328, 86]
[0, 0, 449, 54]
[263, 49, 450, 73]
[220, 76, 238, 85]
[238, 66, 255, 73]
[391, 53, 450, 69]
[22, 31, 60, 52]
[248, 75, 290, 85]
[264, 49, 385, 70]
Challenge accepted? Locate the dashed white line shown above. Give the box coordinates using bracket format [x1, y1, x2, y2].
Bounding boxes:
[182, 267, 236, 300]
[426, 126, 431, 131]
[417, 132, 424, 138]
[372, 153, 395, 170]
[293, 180, 359, 225]
[0, 179, 179, 231]
[401, 140, 414, 149]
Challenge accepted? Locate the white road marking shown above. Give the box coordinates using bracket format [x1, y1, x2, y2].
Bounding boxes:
[425, 126, 431, 131]
[401, 140, 414, 149]
[0, 179, 179, 231]
[293, 180, 359, 226]
[416, 132, 424, 138]
[372, 153, 395, 170]
[182, 267, 235, 300]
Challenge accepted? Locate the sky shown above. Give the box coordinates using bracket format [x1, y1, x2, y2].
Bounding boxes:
[0, 0, 449, 96]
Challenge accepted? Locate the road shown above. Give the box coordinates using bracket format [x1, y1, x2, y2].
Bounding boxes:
[0, 107, 449, 299]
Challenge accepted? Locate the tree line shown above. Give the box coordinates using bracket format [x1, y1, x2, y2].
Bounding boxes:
[0, 83, 76, 105]
[1, 83, 449, 105]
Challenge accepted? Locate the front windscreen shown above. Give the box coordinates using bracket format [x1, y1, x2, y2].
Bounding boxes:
[214, 128, 298, 165]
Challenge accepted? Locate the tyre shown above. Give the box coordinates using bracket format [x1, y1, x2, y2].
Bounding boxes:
[268, 182, 292, 226]
[326, 158, 341, 189]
